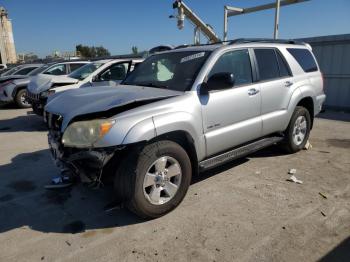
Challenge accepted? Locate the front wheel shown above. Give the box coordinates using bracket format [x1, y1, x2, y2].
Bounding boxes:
[284, 106, 311, 153]
[15, 89, 31, 108]
[115, 140, 192, 219]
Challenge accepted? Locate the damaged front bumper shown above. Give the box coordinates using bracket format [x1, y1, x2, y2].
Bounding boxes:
[48, 130, 122, 185]
[26, 91, 47, 116]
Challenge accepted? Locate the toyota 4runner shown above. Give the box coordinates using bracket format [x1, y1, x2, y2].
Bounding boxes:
[44, 39, 326, 218]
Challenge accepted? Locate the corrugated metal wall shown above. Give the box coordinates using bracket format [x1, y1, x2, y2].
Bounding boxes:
[298, 34, 350, 111]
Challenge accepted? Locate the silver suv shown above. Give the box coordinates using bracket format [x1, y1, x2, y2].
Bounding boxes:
[45, 39, 326, 218]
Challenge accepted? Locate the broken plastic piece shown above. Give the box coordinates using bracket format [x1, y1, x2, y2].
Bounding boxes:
[286, 175, 303, 184]
[304, 140, 312, 150]
[288, 169, 297, 175]
[44, 175, 73, 189]
[319, 192, 328, 199]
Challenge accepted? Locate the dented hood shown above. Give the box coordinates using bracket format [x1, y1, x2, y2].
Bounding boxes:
[45, 85, 182, 130]
[27, 74, 78, 94]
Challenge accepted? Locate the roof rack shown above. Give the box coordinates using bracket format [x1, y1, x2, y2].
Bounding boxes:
[166, 38, 306, 51]
[229, 38, 306, 45]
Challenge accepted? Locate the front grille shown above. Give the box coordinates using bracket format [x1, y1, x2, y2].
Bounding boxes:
[26, 90, 40, 101]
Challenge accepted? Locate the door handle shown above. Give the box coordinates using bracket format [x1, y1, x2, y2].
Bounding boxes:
[285, 81, 293, 87]
[248, 88, 260, 96]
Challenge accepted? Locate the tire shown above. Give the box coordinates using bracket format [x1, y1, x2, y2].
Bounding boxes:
[14, 89, 31, 108]
[284, 106, 311, 153]
[114, 140, 192, 219]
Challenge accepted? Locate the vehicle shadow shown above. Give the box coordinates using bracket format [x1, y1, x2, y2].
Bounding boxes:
[317, 110, 350, 122]
[0, 145, 286, 235]
[318, 236, 350, 262]
[0, 103, 18, 110]
[0, 149, 143, 235]
[0, 112, 47, 132]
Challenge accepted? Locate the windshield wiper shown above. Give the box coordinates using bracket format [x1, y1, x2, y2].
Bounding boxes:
[122, 81, 169, 89]
[138, 82, 169, 89]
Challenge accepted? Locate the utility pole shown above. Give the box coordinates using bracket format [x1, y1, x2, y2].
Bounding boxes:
[274, 0, 281, 39]
[223, 0, 310, 41]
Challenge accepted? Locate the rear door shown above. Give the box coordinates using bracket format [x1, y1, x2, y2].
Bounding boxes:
[200, 49, 262, 156]
[253, 48, 294, 135]
[43, 64, 67, 76]
[91, 61, 131, 87]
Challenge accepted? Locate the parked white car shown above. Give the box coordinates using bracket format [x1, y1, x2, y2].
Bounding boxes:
[27, 58, 143, 115]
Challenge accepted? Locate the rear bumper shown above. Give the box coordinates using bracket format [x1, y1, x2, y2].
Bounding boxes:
[315, 94, 326, 115]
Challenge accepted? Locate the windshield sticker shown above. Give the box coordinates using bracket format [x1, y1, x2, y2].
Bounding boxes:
[180, 52, 205, 63]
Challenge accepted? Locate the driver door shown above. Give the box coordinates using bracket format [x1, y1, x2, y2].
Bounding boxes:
[200, 49, 262, 157]
[91, 61, 131, 87]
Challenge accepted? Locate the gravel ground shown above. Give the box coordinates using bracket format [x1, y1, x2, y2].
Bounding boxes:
[0, 106, 349, 262]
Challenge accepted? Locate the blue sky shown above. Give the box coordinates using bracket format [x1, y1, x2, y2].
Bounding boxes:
[2, 0, 350, 57]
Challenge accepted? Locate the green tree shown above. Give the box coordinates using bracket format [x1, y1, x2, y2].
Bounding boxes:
[76, 44, 110, 58]
[132, 46, 138, 55]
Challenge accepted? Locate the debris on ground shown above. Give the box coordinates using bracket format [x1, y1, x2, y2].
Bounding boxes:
[303, 140, 312, 150]
[255, 171, 262, 175]
[65, 240, 71, 246]
[288, 169, 297, 175]
[321, 211, 327, 217]
[104, 201, 123, 212]
[286, 175, 303, 184]
[319, 192, 328, 199]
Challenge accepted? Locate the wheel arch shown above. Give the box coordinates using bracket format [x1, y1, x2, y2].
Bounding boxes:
[296, 96, 314, 129]
[149, 130, 199, 176]
[11, 84, 27, 98]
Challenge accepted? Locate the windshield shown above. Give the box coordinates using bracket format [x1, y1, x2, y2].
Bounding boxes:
[28, 64, 50, 76]
[69, 62, 103, 80]
[122, 51, 211, 91]
[2, 66, 21, 76]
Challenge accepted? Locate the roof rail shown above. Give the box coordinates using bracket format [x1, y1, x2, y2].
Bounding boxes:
[229, 38, 306, 45]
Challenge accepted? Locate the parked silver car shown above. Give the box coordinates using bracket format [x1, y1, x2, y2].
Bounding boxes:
[0, 63, 43, 83]
[0, 61, 89, 108]
[27, 58, 143, 115]
[45, 39, 326, 218]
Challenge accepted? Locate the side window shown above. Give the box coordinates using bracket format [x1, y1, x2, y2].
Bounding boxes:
[69, 63, 86, 73]
[209, 49, 252, 86]
[287, 48, 318, 72]
[44, 64, 67, 75]
[100, 63, 129, 81]
[15, 67, 36, 75]
[254, 49, 280, 81]
[276, 51, 291, 77]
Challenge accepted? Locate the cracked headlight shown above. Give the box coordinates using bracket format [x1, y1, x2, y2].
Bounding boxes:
[62, 119, 116, 147]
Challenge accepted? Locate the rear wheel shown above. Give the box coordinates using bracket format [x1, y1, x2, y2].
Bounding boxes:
[15, 89, 31, 108]
[114, 140, 192, 219]
[284, 106, 311, 153]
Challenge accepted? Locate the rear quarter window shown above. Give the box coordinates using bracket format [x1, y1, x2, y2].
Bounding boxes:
[287, 48, 318, 73]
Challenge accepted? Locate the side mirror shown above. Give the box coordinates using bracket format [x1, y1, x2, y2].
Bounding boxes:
[205, 72, 235, 91]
